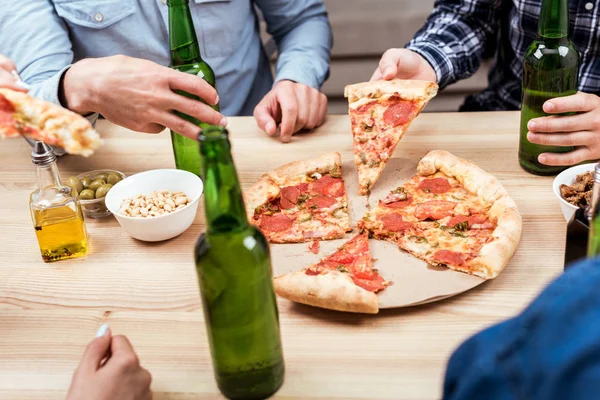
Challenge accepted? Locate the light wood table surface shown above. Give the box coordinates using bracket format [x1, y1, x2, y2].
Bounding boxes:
[0, 112, 566, 400]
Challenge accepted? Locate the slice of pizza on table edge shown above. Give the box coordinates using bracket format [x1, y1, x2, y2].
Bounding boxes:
[245, 152, 352, 243]
[273, 233, 390, 314]
[0, 88, 102, 156]
[345, 79, 438, 195]
[359, 150, 522, 279]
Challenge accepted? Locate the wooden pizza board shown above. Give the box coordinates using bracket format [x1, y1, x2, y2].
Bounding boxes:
[270, 156, 485, 309]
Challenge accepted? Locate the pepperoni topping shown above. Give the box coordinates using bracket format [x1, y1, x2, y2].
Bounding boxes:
[433, 250, 467, 266]
[354, 102, 376, 114]
[0, 94, 15, 113]
[308, 240, 320, 254]
[352, 275, 388, 292]
[447, 215, 489, 229]
[414, 200, 456, 221]
[382, 99, 417, 127]
[280, 186, 301, 209]
[0, 94, 19, 137]
[418, 178, 452, 194]
[382, 197, 413, 209]
[305, 268, 321, 276]
[306, 195, 337, 210]
[310, 175, 345, 198]
[259, 214, 293, 233]
[380, 214, 414, 232]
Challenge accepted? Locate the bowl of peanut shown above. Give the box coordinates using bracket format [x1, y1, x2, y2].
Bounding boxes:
[104, 169, 203, 242]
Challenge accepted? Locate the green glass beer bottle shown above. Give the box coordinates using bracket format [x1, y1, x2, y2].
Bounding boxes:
[194, 126, 284, 400]
[518, 0, 579, 176]
[168, 0, 219, 176]
[587, 165, 600, 258]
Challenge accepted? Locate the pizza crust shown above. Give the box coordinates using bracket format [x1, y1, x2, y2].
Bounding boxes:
[244, 152, 342, 220]
[274, 270, 379, 314]
[0, 89, 102, 156]
[417, 150, 522, 279]
[344, 79, 438, 106]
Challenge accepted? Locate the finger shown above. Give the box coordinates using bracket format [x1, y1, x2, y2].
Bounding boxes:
[318, 94, 328, 127]
[0, 77, 27, 92]
[108, 335, 140, 366]
[306, 93, 326, 130]
[370, 68, 383, 82]
[253, 97, 278, 136]
[0, 55, 17, 73]
[79, 324, 112, 373]
[154, 111, 201, 140]
[294, 86, 311, 132]
[539, 147, 595, 166]
[528, 113, 591, 133]
[168, 71, 219, 106]
[168, 93, 226, 127]
[544, 92, 597, 114]
[527, 130, 594, 147]
[278, 87, 299, 143]
[378, 49, 401, 80]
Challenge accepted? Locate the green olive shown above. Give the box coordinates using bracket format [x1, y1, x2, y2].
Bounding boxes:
[79, 189, 96, 200]
[70, 187, 78, 198]
[65, 176, 83, 193]
[81, 177, 93, 189]
[93, 173, 109, 182]
[88, 179, 106, 192]
[95, 184, 113, 199]
[107, 172, 123, 185]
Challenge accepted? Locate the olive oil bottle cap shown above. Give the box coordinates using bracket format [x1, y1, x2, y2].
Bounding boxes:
[31, 141, 56, 166]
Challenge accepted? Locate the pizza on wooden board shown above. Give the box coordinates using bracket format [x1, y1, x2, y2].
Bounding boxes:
[0, 89, 102, 156]
[245, 152, 352, 243]
[274, 233, 390, 314]
[359, 150, 522, 279]
[344, 80, 438, 195]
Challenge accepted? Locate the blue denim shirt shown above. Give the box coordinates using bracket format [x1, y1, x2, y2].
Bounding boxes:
[444, 258, 600, 399]
[0, 0, 332, 117]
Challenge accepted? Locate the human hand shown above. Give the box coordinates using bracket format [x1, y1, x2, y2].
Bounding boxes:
[0, 54, 28, 92]
[62, 55, 226, 139]
[253, 80, 327, 143]
[371, 48, 436, 82]
[66, 325, 152, 400]
[527, 92, 600, 166]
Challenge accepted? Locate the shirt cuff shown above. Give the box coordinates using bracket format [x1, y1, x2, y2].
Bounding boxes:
[29, 65, 100, 126]
[405, 42, 455, 90]
[273, 64, 324, 90]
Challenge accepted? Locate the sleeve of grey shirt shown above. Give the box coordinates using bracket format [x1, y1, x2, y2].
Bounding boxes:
[255, 0, 333, 89]
[0, 0, 99, 124]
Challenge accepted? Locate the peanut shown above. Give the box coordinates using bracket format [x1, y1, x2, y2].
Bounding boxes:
[119, 190, 192, 218]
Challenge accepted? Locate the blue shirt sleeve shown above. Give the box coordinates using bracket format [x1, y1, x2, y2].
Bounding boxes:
[255, 0, 333, 89]
[444, 258, 600, 400]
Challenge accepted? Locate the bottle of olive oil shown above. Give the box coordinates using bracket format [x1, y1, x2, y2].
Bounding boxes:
[29, 142, 88, 262]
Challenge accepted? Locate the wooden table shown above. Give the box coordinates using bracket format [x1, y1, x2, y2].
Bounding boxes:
[0, 112, 566, 400]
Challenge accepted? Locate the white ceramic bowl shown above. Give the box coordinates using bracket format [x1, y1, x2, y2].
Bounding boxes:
[552, 163, 597, 222]
[105, 169, 203, 242]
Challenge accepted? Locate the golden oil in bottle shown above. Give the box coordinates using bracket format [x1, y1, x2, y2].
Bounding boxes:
[29, 142, 88, 262]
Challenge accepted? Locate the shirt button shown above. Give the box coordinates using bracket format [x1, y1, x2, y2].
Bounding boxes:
[94, 13, 104, 22]
[585, 2, 594, 10]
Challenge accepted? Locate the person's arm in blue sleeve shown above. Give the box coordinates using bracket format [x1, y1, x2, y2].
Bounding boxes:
[444, 258, 600, 400]
[252, 0, 333, 143]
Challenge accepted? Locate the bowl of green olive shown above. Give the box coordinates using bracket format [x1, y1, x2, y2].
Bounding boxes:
[65, 170, 126, 219]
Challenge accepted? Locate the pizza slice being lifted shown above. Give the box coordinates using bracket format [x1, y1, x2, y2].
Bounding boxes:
[0, 89, 102, 157]
[246, 152, 352, 243]
[274, 233, 390, 314]
[345, 79, 438, 195]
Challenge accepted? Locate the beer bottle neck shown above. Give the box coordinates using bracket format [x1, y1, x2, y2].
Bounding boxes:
[538, 0, 569, 38]
[168, 0, 203, 66]
[200, 128, 249, 234]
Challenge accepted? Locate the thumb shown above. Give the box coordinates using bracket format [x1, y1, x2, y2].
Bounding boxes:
[254, 97, 278, 136]
[79, 324, 112, 372]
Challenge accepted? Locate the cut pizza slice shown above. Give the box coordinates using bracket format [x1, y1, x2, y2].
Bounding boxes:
[344, 79, 438, 195]
[274, 233, 390, 314]
[245, 152, 352, 243]
[360, 150, 522, 279]
[0, 88, 102, 156]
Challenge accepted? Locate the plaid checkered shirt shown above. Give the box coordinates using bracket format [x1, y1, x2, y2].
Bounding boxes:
[406, 0, 600, 111]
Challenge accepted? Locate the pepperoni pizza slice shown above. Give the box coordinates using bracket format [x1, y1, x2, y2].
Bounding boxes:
[0, 89, 102, 156]
[344, 80, 438, 195]
[245, 152, 352, 243]
[360, 150, 522, 279]
[274, 233, 390, 314]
